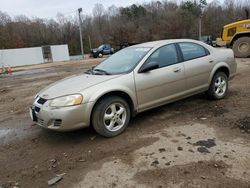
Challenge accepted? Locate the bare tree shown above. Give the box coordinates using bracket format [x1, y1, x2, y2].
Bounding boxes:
[1, 1, 250, 54]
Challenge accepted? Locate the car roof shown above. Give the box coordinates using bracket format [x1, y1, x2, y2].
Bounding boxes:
[131, 39, 203, 48]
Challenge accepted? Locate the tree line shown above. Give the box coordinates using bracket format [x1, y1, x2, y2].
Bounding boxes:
[0, 0, 249, 55]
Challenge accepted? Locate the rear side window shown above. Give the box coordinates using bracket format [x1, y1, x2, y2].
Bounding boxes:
[146, 44, 178, 68]
[179, 42, 208, 61]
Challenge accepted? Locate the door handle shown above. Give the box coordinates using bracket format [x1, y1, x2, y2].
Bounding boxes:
[173, 68, 181, 73]
[209, 60, 214, 63]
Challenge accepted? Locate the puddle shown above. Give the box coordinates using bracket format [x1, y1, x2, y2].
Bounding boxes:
[194, 139, 216, 148]
[0, 68, 56, 77]
[12, 68, 53, 76]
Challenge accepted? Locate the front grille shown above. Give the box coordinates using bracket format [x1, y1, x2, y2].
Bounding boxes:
[34, 106, 40, 113]
[37, 97, 47, 105]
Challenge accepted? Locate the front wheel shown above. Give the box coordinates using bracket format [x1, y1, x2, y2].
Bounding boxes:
[92, 96, 131, 137]
[98, 53, 103, 58]
[207, 72, 228, 100]
[232, 37, 250, 58]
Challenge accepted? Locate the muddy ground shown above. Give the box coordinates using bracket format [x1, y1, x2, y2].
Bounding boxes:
[0, 58, 250, 188]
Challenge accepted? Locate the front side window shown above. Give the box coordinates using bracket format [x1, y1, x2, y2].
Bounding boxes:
[145, 44, 178, 68]
[179, 42, 208, 61]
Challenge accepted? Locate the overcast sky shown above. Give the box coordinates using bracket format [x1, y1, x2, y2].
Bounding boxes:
[0, 0, 217, 19]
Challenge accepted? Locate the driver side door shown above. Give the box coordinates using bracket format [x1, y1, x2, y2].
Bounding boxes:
[134, 44, 186, 111]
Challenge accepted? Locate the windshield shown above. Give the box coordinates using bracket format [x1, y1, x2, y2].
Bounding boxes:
[98, 45, 104, 50]
[92, 47, 151, 75]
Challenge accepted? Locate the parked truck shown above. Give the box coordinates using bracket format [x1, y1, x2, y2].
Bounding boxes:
[216, 10, 250, 58]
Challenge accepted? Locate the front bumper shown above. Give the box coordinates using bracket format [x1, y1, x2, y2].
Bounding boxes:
[30, 97, 94, 131]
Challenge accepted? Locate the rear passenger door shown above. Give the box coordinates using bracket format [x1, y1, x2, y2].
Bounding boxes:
[177, 42, 214, 93]
[134, 44, 186, 111]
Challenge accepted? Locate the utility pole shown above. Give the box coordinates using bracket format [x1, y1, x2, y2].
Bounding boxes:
[78, 8, 84, 59]
[198, 14, 202, 40]
[198, 0, 207, 40]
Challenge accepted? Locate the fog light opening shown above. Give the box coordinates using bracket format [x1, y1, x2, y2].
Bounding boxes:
[48, 119, 62, 127]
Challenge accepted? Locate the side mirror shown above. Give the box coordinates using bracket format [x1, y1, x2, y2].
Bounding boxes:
[139, 61, 159, 73]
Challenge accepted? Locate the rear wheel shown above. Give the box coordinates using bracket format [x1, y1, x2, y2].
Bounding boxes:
[207, 72, 228, 100]
[92, 96, 130, 137]
[232, 37, 250, 58]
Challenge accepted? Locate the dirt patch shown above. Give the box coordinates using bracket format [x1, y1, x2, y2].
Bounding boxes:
[1, 58, 250, 187]
[0, 126, 159, 188]
[134, 161, 249, 188]
[237, 117, 250, 133]
[211, 105, 229, 117]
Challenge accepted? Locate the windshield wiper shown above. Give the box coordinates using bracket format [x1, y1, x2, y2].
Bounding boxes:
[85, 66, 95, 74]
[93, 69, 111, 75]
[85, 69, 93, 74]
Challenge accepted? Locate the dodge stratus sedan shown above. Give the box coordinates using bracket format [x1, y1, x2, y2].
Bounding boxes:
[30, 39, 237, 137]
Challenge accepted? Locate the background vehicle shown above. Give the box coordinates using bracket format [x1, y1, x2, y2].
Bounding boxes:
[199, 35, 214, 47]
[115, 42, 139, 52]
[216, 10, 250, 57]
[31, 39, 236, 137]
[90, 44, 114, 58]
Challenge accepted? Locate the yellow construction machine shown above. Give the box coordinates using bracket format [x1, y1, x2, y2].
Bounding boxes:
[216, 10, 250, 57]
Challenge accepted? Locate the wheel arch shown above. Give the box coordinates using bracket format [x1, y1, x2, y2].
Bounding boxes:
[209, 64, 230, 85]
[230, 32, 250, 46]
[215, 66, 230, 78]
[90, 90, 136, 126]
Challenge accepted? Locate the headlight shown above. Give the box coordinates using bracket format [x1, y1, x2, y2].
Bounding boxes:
[34, 94, 38, 99]
[49, 94, 83, 107]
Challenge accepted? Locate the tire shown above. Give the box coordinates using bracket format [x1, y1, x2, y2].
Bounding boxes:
[92, 96, 131, 137]
[232, 37, 250, 58]
[207, 72, 228, 100]
[98, 53, 103, 58]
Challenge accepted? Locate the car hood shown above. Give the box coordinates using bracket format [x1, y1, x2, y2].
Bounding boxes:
[91, 48, 98, 52]
[38, 74, 120, 99]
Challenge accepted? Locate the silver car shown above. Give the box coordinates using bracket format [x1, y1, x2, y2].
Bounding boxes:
[30, 39, 237, 137]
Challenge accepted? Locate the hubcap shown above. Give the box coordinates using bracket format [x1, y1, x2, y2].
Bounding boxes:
[103, 103, 127, 132]
[214, 76, 227, 97]
[238, 42, 250, 53]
